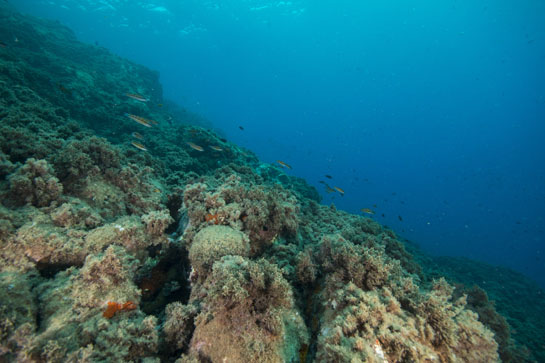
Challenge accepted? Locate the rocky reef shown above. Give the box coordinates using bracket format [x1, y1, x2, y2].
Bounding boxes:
[0, 2, 543, 362]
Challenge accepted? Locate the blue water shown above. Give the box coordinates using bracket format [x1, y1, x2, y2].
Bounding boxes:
[13, 0, 545, 287]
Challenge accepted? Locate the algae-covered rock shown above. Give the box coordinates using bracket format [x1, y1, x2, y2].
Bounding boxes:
[183, 175, 300, 254]
[163, 302, 198, 351]
[189, 225, 250, 279]
[188, 256, 308, 362]
[0, 151, 15, 179]
[9, 245, 149, 361]
[15, 212, 88, 268]
[316, 281, 499, 363]
[51, 199, 103, 229]
[141, 209, 174, 237]
[0, 272, 37, 359]
[71, 245, 140, 315]
[76, 314, 159, 362]
[8, 158, 63, 207]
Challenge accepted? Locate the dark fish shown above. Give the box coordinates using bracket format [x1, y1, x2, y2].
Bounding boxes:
[325, 174, 333, 179]
[239, 126, 244, 130]
[381, 213, 385, 217]
[0, 41, 7, 48]
[398, 215, 403, 221]
[58, 84, 72, 96]
[220, 138, 227, 142]
[132, 131, 144, 140]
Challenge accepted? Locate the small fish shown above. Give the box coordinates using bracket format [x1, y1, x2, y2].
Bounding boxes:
[58, 84, 72, 96]
[325, 174, 333, 179]
[326, 186, 335, 193]
[154, 188, 161, 193]
[361, 208, 375, 215]
[277, 160, 292, 169]
[131, 141, 147, 151]
[239, 126, 244, 130]
[187, 142, 204, 151]
[132, 131, 144, 140]
[126, 113, 152, 127]
[319, 181, 326, 184]
[125, 93, 149, 102]
[333, 186, 345, 195]
[157, 103, 163, 107]
[219, 137, 227, 142]
[398, 215, 403, 221]
[0, 41, 6, 48]
[209, 145, 223, 151]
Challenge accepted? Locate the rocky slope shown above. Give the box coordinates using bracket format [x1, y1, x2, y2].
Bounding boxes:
[0, 2, 542, 362]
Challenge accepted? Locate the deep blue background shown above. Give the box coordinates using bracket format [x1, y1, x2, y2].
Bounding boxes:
[12, 0, 545, 287]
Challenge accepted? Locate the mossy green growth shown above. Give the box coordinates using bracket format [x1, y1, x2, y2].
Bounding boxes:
[0, 272, 37, 353]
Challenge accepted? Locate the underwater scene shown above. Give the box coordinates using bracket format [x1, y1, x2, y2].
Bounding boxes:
[1, 0, 544, 362]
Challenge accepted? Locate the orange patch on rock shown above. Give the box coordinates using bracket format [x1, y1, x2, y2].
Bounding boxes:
[205, 213, 220, 225]
[103, 301, 137, 319]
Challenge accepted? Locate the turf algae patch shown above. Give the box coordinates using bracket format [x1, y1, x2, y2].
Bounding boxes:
[181, 174, 300, 256]
[0, 272, 39, 361]
[184, 256, 308, 362]
[420, 254, 545, 363]
[189, 225, 250, 280]
[8, 159, 63, 208]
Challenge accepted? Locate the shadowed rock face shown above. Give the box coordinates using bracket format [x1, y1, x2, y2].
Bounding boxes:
[0, 3, 542, 363]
